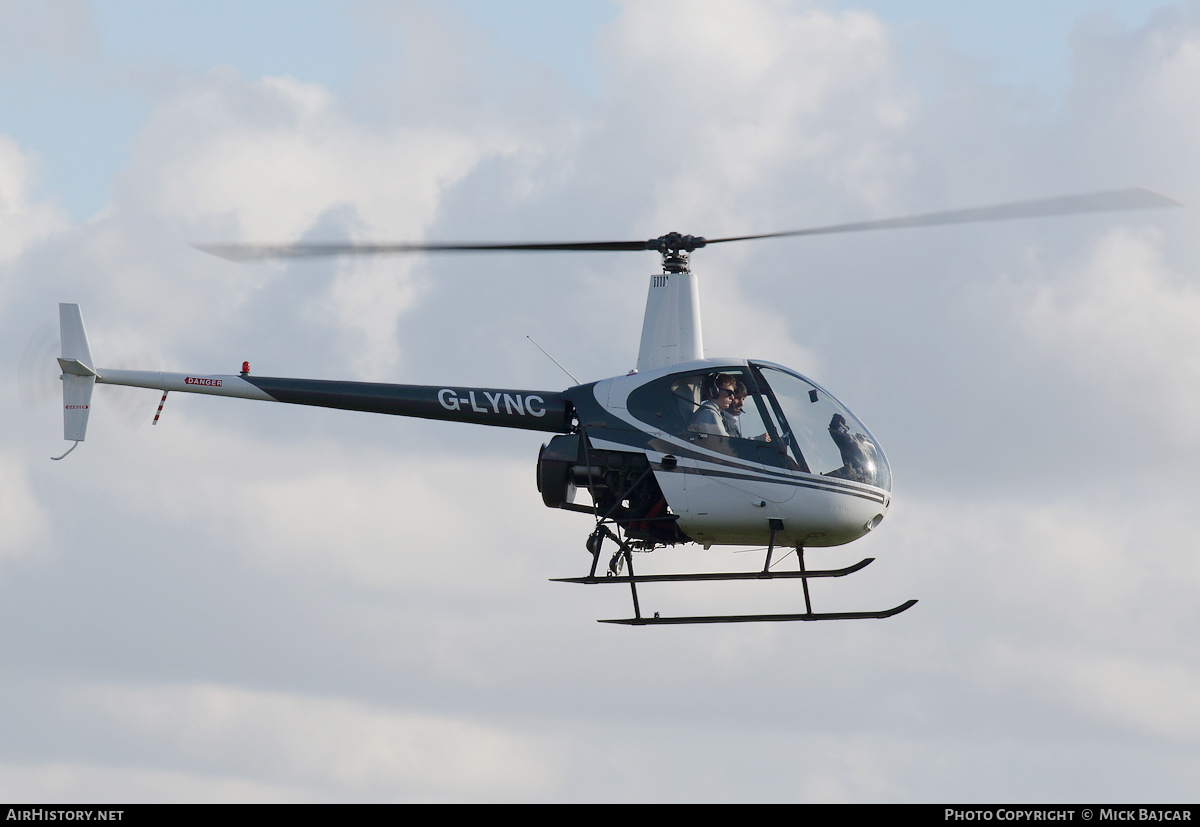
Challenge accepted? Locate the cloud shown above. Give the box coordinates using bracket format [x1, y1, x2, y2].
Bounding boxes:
[124, 70, 492, 242]
[0, 135, 70, 266]
[0, 0, 94, 72]
[1007, 226, 1200, 445]
[600, 1, 916, 230]
[40, 63, 540, 377]
[985, 646, 1200, 745]
[0, 762, 320, 804]
[67, 681, 560, 801]
[89, 420, 562, 597]
[0, 454, 50, 566]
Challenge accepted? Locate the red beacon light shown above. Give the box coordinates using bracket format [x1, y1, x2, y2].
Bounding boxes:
[240, 361, 250, 376]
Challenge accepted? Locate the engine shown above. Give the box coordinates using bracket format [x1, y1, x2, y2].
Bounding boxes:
[536, 434, 684, 546]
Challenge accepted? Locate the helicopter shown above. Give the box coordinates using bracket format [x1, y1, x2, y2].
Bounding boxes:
[54, 187, 1179, 625]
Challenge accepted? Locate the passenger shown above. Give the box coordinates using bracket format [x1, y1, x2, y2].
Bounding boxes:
[688, 373, 738, 436]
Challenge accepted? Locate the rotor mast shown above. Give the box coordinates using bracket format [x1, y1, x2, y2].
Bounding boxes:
[635, 233, 707, 373]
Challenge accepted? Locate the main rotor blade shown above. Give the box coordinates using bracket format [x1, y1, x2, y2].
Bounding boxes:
[193, 238, 653, 262]
[704, 187, 1181, 246]
[192, 187, 1181, 262]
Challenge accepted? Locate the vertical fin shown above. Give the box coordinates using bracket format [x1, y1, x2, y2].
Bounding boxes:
[57, 303, 96, 445]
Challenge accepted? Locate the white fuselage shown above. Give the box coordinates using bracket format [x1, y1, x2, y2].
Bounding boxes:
[589, 358, 891, 548]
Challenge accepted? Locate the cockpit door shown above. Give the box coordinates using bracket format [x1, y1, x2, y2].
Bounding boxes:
[750, 363, 891, 491]
[625, 367, 798, 506]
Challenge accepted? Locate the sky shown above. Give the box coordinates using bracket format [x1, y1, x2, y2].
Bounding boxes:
[1, 0, 1198, 803]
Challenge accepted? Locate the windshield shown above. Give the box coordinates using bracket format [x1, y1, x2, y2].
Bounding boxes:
[754, 364, 891, 490]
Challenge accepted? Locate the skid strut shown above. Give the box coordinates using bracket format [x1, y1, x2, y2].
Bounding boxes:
[556, 521, 917, 625]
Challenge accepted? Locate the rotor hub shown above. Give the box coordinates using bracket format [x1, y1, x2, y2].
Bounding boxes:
[646, 232, 707, 255]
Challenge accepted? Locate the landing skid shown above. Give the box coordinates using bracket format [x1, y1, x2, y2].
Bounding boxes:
[554, 520, 917, 625]
[599, 600, 919, 625]
[551, 556, 874, 584]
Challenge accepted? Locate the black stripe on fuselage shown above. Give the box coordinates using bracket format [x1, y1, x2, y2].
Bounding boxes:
[246, 376, 573, 433]
[585, 429, 888, 504]
[654, 460, 887, 505]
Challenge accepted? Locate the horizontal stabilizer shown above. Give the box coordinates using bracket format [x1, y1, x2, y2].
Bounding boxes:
[57, 357, 97, 377]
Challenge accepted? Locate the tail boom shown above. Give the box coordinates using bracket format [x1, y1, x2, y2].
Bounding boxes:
[55, 303, 574, 442]
[96, 369, 274, 401]
[95, 369, 573, 433]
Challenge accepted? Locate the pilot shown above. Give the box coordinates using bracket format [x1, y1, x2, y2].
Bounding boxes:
[688, 373, 738, 436]
[722, 380, 747, 437]
[723, 380, 771, 442]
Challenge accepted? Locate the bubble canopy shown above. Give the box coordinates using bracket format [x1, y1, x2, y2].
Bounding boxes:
[753, 363, 891, 490]
[625, 360, 891, 492]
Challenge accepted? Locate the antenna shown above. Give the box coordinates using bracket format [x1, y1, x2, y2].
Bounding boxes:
[526, 336, 580, 386]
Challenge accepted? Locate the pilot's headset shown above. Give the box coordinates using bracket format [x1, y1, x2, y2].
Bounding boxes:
[702, 373, 734, 401]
